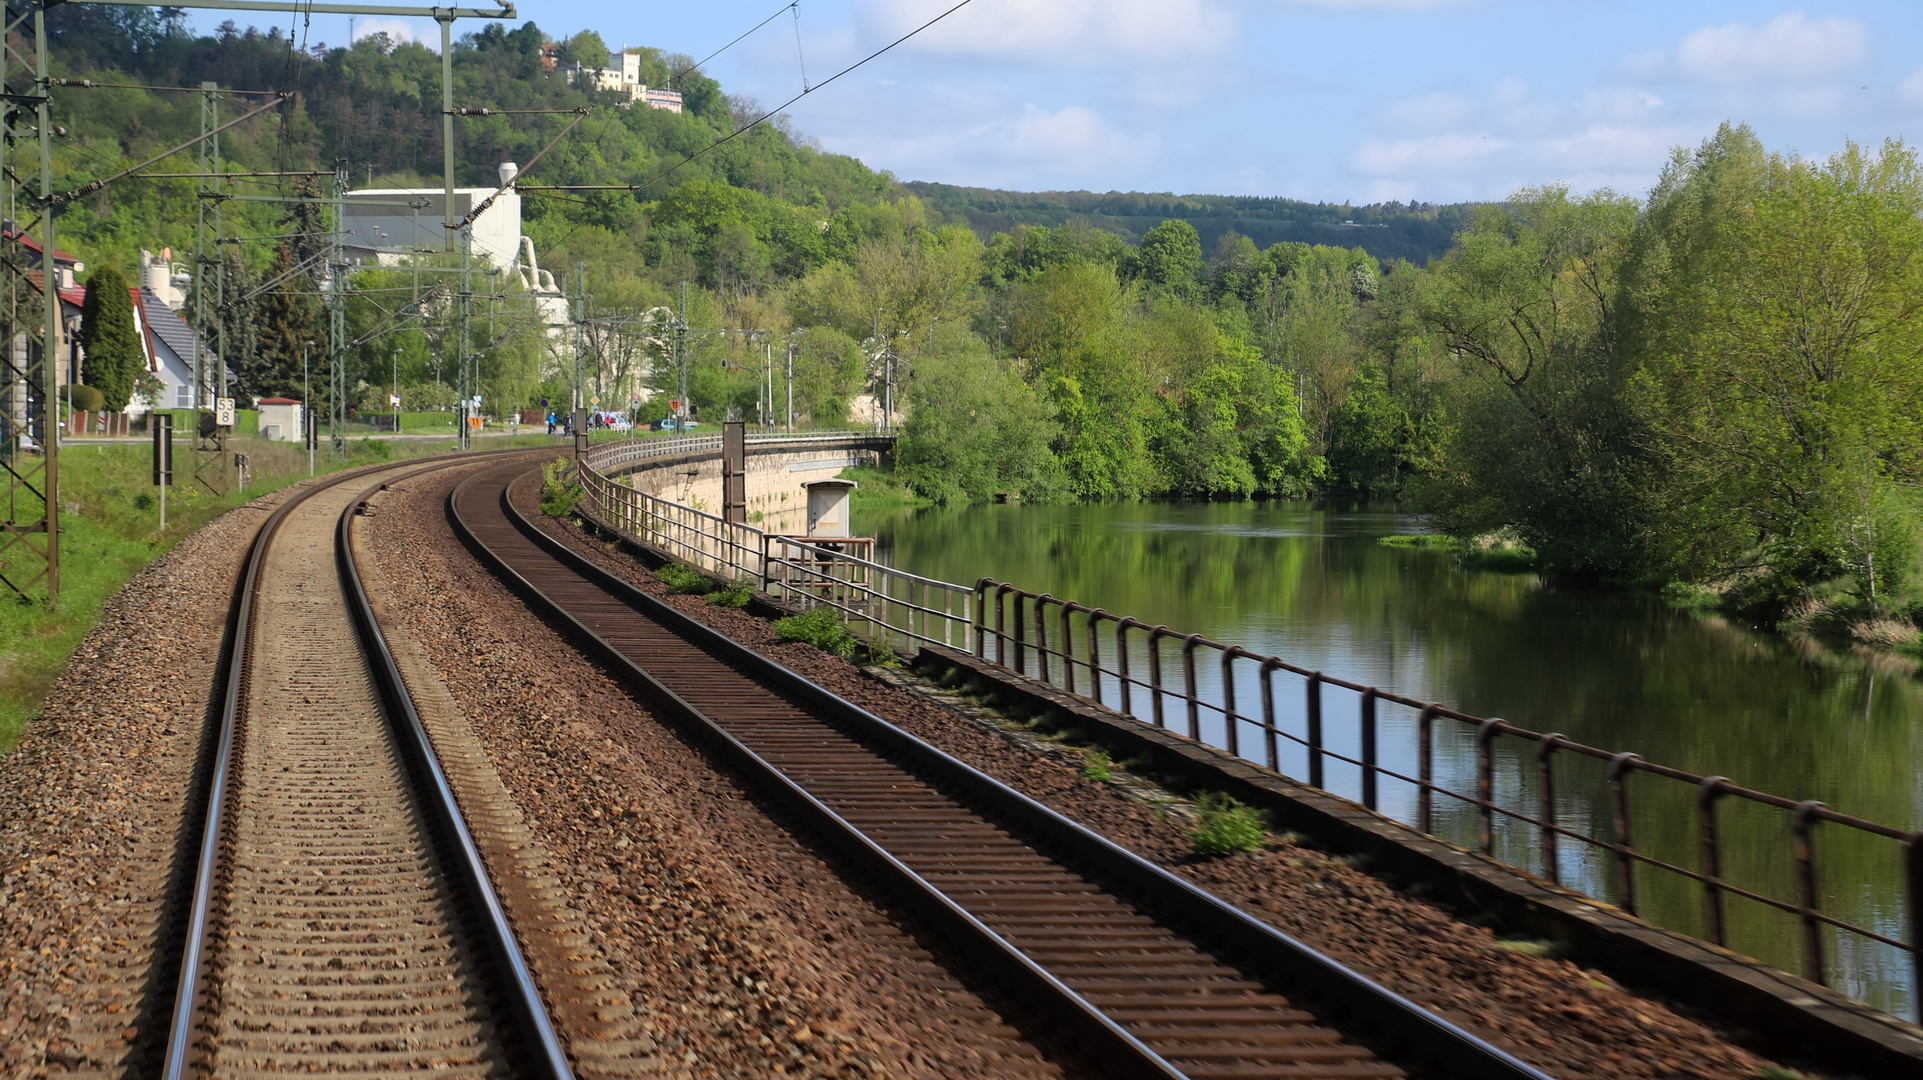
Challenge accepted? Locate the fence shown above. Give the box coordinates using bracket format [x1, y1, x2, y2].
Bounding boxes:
[572, 440, 1923, 1020]
[971, 579, 1923, 1019]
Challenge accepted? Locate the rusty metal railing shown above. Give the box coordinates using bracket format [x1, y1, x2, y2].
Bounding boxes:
[972, 578, 1923, 1018]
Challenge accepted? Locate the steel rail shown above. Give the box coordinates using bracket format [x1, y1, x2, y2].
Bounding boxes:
[159, 450, 569, 1079]
[452, 459, 1556, 1080]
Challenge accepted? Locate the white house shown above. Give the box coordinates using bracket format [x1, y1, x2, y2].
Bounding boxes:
[128, 287, 211, 414]
[343, 163, 523, 268]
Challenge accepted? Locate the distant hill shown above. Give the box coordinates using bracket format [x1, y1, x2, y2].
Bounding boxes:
[906, 182, 1479, 266]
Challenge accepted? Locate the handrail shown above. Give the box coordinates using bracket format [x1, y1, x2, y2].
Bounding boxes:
[570, 439, 1923, 1022]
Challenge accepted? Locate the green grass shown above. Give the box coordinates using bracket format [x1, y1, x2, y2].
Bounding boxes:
[705, 581, 753, 608]
[0, 433, 559, 751]
[1377, 533, 1460, 550]
[1080, 748, 1113, 782]
[655, 562, 717, 595]
[772, 606, 861, 660]
[1377, 531, 1538, 574]
[1188, 793, 1266, 857]
[839, 463, 930, 507]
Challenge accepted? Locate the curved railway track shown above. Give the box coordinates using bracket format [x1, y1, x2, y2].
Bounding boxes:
[451, 457, 1557, 1080]
[160, 452, 573, 1079]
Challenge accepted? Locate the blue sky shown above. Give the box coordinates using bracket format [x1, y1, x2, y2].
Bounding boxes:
[268, 1, 1921, 205]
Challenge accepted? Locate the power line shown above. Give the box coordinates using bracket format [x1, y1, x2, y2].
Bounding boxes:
[670, 1, 794, 88]
[547, 0, 978, 200]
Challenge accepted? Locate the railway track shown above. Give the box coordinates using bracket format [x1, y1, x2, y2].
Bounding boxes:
[160, 453, 573, 1079]
[452, 457, 1558, 1080]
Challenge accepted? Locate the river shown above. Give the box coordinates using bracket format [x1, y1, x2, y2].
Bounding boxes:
[852, 497, 1923, 1016]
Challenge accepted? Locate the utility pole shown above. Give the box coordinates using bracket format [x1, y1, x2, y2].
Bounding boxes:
[390, 343, 399, 435]
[302, 342, 313, 476]
[785, 341, 794, 433]
[456, 229, 472, 450]
[330, 158, 349, 457]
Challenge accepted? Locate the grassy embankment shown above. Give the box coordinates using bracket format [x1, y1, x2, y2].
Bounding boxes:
[0, 432, 562, 750]
[1377, 531, 1539, 574]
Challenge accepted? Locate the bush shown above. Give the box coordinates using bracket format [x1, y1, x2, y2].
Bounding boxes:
[70, 384, 104, 412]
[705, 581, 753, 607]
[1080, 748, 1113, 782]
[655, 562, 716, 595]
[539, 458, 581, 518]
[1189, 793, 1265, 857]
[1660, 581, 1721, 616]
[358, 435, 393, 460]
[772, 606, 859, 660]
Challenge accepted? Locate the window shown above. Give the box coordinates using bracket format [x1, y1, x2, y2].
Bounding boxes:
[176, 380, 191, 408]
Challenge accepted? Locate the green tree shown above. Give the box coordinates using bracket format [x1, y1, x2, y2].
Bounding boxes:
[1131, 219, 1204, 299]
[1417, 186, 1647, 581]
[78, 265, 141, 411]
[247, 246, 318, 401]
[897, 334, 1063, 504]
[1626, 130, 1923, 601]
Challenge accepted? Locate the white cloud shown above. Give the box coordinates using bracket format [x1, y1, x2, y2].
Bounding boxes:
[823, 98, 1154, 187]
[861, 0, 1234, 63]
[1672, 12, 1868, 85]
[350, 17, 440, 50]
[1350, 79, 1708, 201]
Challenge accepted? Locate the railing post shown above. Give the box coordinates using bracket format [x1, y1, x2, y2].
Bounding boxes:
[1013, 591, 1027, 675]
[1182, 634, 1203, 741]
[1359, 688, 1378, 811]
[1059, 602, 1077, 695]
[975, 579, 991, 659]
[1148, 627, 1168, 729]
[1033, 593, 1052, 684]
[1476, 719, 1503, 855]
[1220, 648, 1242, 759]
[1305, 673, 1324, 790]
[1418, 705, 1438, 835]
[1259, 658, 1281, 772]
[1609, 752, 1642, 917]
[1793, 801, 1828, 986]
[1116, 619, 1135, 718]
[1086, 609, 1105, 706]
[1536, 734, 1564, 885]
[1907, 834, 1923, 1024]
[994, 585, 1010, 667]
[1697, 776, 1729, 946]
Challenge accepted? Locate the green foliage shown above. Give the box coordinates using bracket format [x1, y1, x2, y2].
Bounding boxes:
[1189, 793, 1265, 857]
[772, 606, 859, 660]
[357, 436, 393, 460]
[1080, 749, 1113, 782]
[1377, 533, 1458, 550]
[705, 580, 753, 607]
[897, 334, 1063, 504]
[655, 561, 716, 595]
[78, 266, 140, 411]
[539, 457, 582, 518]
[68, 384, 104, 412]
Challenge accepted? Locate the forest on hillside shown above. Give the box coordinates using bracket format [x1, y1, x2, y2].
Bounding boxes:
[30, 9, 1923, 644]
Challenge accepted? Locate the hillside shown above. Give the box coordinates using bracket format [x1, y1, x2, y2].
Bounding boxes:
[909, 183, 1475, 266]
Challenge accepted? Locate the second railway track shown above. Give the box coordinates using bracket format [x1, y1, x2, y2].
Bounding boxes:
[452, 457, 1557, 1080]
[161, 452, 572, 1079]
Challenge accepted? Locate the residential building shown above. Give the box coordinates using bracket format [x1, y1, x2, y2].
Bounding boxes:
[128, 287, 210, 413]
[342, 161, 523, 268]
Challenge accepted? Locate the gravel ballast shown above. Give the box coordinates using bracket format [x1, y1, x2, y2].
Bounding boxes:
[365, 460, 1070, 1079]
[530, 473, 1807, 1080]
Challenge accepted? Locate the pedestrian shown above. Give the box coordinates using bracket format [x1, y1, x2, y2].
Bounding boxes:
[546, 411, 555, 436]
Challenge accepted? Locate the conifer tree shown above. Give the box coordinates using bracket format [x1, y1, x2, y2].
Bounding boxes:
[249, 245, 317, 399]
[78, 265, 141, 411]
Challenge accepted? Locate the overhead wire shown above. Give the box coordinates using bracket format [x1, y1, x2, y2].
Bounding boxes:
[670, 2, 795, 89]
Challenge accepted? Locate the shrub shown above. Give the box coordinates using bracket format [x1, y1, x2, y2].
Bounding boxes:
[70, 384, 105, 412]
[539, 457, 581, 517]
[772, 606, 859, 660]
[705, 581, 753, 607]
[1189, 793, 1265, 857]
[1080, 749, 1113, 782]
[1660, 581, 1720, 616]
[655, 562, 716, 595]
[359, 435, 393, 461]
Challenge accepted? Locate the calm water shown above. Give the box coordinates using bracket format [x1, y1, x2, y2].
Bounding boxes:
[854, 498, 1923, 1014]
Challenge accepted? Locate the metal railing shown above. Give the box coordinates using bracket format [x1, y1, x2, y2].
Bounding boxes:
[572, 442, 1923, 1019]
[581, 430, 877, 475]
[970, 579, 1923, 1018]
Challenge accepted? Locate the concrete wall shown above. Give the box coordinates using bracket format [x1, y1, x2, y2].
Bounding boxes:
[610, 439, 882, 535]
